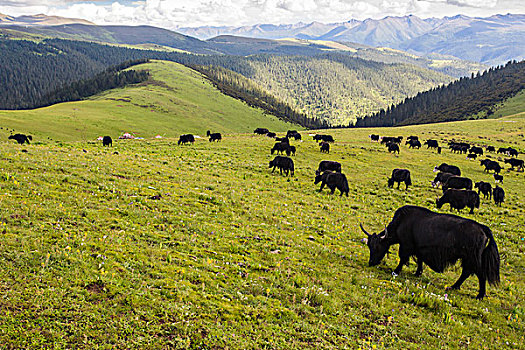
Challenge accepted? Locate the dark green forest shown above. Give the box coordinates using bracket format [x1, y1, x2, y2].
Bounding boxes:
[354, 60, 525, 127]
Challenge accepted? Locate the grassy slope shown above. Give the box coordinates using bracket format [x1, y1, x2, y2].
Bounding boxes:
[0, 111, 523, 348]
[0, 60, 295, 141]
[493, 90, 525, 118]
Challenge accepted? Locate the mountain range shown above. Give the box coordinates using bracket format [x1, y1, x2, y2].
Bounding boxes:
[0, 13, 93, 26]
[178, 14, 525, 66]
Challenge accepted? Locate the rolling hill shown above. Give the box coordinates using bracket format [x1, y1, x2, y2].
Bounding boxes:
[0, 60, 295, 141]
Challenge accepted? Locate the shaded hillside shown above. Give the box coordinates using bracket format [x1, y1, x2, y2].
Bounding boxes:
[0, 61, 295, 140]
[355, 60, 525, 127]
[0, 39, 452, 126]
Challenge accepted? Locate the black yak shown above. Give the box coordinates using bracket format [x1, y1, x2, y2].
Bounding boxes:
[8, 134, 31, 145]
[266, 132, 276, 138]
[407, 135, 418, 141]
[271, 142, 289, 155]
[316, 160, 341, 175]
[269, 156, 294, 176]
[480, 159, 501, 174]
[387, 169, 412, 190]
[360, 205, 500, 299]
[320, 142, 330, 153]
[493, 186, 505, 206]
[314, 171, 349, 196]
[314, 134, 334, 143]
[387, 143, 400, 154]
[486, 146, 495, 153]
[493, 173, 504, 183]
[470, 146, 484, 156]
[466, 153, 477, 160]
[442, 176, 473, 192]
[424, 139, 439, 149]
[437, 189, 480, 214]
[369, 134, 379, 142]
[102, 136, 112, 147]
[207, 130, 222, 142]
[285, 145, 296, 156]
[475, 181, 492, 199]
[506, 147, 518, 157]
[254, 128, 269, 135]
[434, 163, 461, 176]
[432, 172, 455, 188]
[178, 134, 195, 145]
[406, 139, 421, 149]
[504, 158, 524, 171]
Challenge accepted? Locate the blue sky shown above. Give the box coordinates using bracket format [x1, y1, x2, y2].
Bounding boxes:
[0, 0, 523, 28]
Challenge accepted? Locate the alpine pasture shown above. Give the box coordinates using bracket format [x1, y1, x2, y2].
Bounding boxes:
[0, 62, 524, 348]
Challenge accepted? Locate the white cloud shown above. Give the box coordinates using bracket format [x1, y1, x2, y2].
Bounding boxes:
[0, 0, 523, 27]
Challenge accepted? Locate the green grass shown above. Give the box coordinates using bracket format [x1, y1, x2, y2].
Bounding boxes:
[0, 60, 296, 141]
[493, 90, 525, 118]
[0, 111, 524, 348]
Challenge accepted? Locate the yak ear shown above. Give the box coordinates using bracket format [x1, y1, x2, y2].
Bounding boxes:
[359, 223, 371, 238]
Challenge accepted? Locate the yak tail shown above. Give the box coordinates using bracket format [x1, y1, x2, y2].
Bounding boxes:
[482, 226, 500, 286]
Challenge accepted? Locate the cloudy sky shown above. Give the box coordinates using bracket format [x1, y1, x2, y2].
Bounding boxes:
[0, 0, 523, 28]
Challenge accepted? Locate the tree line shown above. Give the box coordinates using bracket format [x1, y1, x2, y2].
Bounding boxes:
[354, 60, 525, 127]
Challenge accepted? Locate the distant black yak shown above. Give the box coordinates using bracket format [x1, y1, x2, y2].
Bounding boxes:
[207, 130, 222, 142]
[387, 169, 411, 190]
[178, 134, 195, 145]
[8, 134, 32, 145]
[360, 205, 500, 299]
[314, 170, 349, 196]
[102, 136, 112, 147]
[493, 186, 505, 206]
[316, 160, 341, 175]
[434, 163, 461, 176]
[269, 156, 294, 176]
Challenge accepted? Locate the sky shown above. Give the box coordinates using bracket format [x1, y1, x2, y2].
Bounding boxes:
[0, 0, 523, 28]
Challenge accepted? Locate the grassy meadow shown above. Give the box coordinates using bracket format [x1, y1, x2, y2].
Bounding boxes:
[0, 60, 295, 142]
[0, 109, 524, 348]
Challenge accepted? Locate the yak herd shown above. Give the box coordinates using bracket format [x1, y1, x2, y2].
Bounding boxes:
[7, 126, 522, 300]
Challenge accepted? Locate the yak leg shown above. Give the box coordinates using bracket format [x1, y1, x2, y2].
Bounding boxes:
[393, 247, 411, 275]
[475, 273, 487, 300]
[330, 185, 336, 195]
[318, 181, 326, 192]
[415, 257, 423, 277]
[469, 206, 475, 214]
[397, 182, 400, 189]
[271, 166, 276, 173]
[447, 268, 472, 291]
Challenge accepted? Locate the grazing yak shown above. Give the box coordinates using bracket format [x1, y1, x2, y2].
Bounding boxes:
[470, 146, 484, 156]
[442, 175, 473, 192]
[285, 145, 296, 156]
[254, 128, 269, 135]
[424, 139, 439, 149]
[266, 132, 276, 138]
[319, 142, 330, 153]
[406, 139, 421, 149]
[432, 172, 455, 188]
[381, 136, 402, 145]
[8, 134, 32, 145]
[271, 142, 289, 155]
[269, 156, 294, 176]
[287, 130, 302, 140]
[475, 181, 492, 199]
[275, 136, 289, 143]
[434, 163, 461, 176]
[466, 153, 477, 160]
[407, 135, 418, 141]
[480, 159, 502, 174]
[360, 205, 500, 299]
[437, 189, 480, 214]
[314, 171, 349, 196]
[506, 147, 518, 157]
[486, 146, 495, 153]
[314, 134, 335, 143]
[504, 158, 524, 171]
[387, 143, 400, 154]
[316, 160, 341, 175]
[369, 134, 380, 142]
[178, 134, 195, 145]
[102, 136, 112, 147]
[493, 173, 504, 183]
[493, 186, 505, 206]
[207, 130, 222, 142]
[388, 169, 412, 190]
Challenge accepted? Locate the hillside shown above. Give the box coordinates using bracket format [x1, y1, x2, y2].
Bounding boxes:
[355, 60, 525, 127]
[0, 60, 295, 141]
[0, 39, 452, 126]
[0, 12, 94, 26]
[0, 112, 524, 348]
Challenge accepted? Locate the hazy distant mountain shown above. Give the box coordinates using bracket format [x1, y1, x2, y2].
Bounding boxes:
[178, 14, 525, 65]
[0, 13, 94, 26]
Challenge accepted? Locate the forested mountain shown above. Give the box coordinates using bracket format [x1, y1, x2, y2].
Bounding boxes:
[0, 23, 484, 77]
[0, 38, 451, 126]
[354, 60, 525, 127]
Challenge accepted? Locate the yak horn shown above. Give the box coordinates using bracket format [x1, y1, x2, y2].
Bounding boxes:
[359, 223, 371, 238]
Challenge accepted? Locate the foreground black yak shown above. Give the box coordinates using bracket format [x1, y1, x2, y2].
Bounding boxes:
[360, 205, 500, 299]
[269, 156, 294, 176]
[178, 134, 195, 145]
[102, 136, 112, 147]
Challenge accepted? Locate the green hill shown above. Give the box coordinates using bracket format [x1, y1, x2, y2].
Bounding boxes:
[0, 60, 295, 141]
[0, 111, 524, 348]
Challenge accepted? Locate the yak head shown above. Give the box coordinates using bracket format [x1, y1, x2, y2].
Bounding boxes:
[360, 224, 391, 267]
[269, 160, 275, 168]
[387, 177, 394, 188]
[314, 173, 323, 184]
